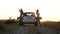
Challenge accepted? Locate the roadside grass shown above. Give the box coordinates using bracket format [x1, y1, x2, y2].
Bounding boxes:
[42, 22, 60, 31]
[0, 20, 18, 29]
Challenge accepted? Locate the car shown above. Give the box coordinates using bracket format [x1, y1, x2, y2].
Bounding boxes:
[19, 12, 39, 26]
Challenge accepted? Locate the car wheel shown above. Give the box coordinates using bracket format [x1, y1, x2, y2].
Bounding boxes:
[34, 23, 38, 26]
[19, 23, 24, 26]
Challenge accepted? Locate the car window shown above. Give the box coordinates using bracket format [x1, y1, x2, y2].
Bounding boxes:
[23, 13, 35, 16]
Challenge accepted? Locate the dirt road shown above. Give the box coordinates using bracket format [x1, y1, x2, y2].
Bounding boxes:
[0, 23, 59, 34]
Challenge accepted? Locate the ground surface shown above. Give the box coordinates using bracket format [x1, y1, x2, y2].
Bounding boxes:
[0, 23, 60, 34]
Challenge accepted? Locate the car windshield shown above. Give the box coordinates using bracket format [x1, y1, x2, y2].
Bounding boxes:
[23, 12, 35, 16]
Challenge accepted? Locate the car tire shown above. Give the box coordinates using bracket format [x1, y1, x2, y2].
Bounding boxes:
[34, 23, 38, 26]
[19, 23, 24, 26]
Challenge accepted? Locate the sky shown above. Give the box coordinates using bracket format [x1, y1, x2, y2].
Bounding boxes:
[0, 0, 60, 21]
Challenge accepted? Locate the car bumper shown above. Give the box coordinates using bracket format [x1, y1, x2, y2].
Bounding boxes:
[21, 20, 38, 24]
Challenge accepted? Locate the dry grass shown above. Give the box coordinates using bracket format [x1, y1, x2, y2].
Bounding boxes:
[0, 20, 18, 29]
[42, 21, 60, 31]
